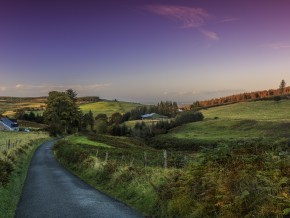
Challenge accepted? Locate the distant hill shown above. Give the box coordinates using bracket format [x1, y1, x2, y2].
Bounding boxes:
[183, 86, 290, 110]
[80, 101, 142, 117]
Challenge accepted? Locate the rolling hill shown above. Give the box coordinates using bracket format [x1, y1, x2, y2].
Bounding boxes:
[80, 101, 142, 117]
[153, 99, 290, 148]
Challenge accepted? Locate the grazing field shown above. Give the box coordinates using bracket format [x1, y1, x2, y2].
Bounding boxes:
[153, 100, 290, 148]
[80, 101, 142, 116]
[201, 100, 290, 121]
[0, 98, 46, 117]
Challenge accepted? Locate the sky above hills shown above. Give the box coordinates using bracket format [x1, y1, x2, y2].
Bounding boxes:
[1, 0, 290, 103]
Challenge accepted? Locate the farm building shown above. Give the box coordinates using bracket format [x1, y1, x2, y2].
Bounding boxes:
[141, 113, 168, 120]
[0, 117, 19, 131]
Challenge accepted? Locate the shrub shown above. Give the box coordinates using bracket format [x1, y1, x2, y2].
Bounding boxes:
[0, 159, 14, 186]
[174, 111, 204, 126]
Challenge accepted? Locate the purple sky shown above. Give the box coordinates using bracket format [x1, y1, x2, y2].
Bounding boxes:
[1, 0, 290, 103]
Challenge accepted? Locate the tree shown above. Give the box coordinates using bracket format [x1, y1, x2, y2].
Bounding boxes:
[95, 113, 108, 122]
[95, 119, 108, 134]
[279, 79, 286, 95]
[66, 89, 78, 102]
[43, 90, 81, 136]
[88, 110, 94, 131]
[110, 112, 123, 125]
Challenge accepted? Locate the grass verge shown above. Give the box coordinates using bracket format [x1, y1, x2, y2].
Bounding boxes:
[0, 138, 50, 218]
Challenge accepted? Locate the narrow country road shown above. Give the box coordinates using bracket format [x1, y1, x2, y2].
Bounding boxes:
[15, 140, 143, 218]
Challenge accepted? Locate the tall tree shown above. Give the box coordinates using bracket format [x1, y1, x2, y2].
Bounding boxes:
[110, 112, 123, 125]
[279, 79, 286, 95]
[88, 110, 94, 131]
[66, 89, 78, 102]
[43, 90, 81, 135]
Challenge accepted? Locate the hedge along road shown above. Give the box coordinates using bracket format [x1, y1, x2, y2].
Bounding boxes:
[15, 140, 143, 218]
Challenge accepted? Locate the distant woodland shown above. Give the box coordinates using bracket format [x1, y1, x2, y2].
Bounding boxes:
[189, 82, 289, 109]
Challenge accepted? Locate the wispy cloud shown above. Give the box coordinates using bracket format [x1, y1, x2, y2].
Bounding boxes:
[265, 42, 290, 49]
[200, 29, 219, 41]
[144, 5, 210, 28]
[219, 17, 240, 23]
[0, 86, 7, 91]
[14, 83, 111, 95]
[144, 5, 220, 41]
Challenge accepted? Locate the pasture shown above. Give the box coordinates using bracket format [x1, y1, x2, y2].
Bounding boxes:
[80, 101, 141, 116]
[201, 100, 290, 121]
[154, 100, 290, 146]
[0, 98, 46, 117]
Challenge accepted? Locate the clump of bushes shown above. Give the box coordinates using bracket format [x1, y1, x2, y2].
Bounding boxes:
[174, 111, 204, 126]
[0, 159, 13, 186]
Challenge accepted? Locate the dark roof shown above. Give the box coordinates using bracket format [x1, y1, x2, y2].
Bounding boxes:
[1, 117, 19, 128]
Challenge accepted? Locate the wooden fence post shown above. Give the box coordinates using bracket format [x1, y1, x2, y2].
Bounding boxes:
[163, 150, 167, 169]
[105, 152, 109, 163]
[144, 152, 148, 167]
[130, 158, 134, 167]
[184, 155, 188, 168]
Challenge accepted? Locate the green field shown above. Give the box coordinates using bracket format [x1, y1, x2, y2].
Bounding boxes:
[80, 101, 141, 117]
[202, 100, 290, 121]
[0, 98, 46, 117]
[154, 100, 290, 145]
[66, 135, 112, 148]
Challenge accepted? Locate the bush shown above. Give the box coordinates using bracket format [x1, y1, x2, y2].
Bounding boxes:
[0, 159, 13, 186]
[174, 111, 204, 126]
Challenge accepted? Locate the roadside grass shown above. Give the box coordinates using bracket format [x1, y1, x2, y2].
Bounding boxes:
[53, 135, 188, 216]
[0, 132, 49, 152]
[54, 136, 290, 217]
[80, 101, 141, 117]
[0, 132, 51, 218]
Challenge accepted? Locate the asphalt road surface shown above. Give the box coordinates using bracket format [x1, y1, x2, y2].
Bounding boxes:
[15, 140, 143, 218]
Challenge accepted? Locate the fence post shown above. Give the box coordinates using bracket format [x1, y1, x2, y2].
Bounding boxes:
[130, 158, 134, 167]
[184, 155, 188, 168]
[144, 152, 148, 167]
[105, 152, 109, 163]
[163, 150, 167, 169]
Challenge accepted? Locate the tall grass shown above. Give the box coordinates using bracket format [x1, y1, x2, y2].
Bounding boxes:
[0, 131, 50, 218]
[54, 137, 290, 217]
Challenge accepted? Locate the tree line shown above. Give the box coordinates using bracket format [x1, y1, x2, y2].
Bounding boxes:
[41, 89, 204, 138]
[190, 80, 288, 109]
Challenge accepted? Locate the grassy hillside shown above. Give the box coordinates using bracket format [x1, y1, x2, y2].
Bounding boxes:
[152, 100, 290, 149]
[80, 101, 141, 116]
[202, 100, 290, 121]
